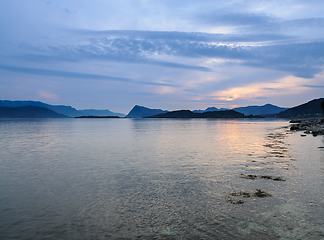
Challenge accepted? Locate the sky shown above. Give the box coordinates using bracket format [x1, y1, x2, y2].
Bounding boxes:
[0, 0, 324, 114]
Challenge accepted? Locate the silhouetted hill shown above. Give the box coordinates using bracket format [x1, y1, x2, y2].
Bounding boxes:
[192, 104, 285, 116]
[0, 106, 68, 118]
[126, 105, 168, 118]
[0, 100, 82, 117]
[148, 110, 195, 118]
[200, 110, 246, 118]
[276, 98, 324, 118]
[79, 109, 125, 117]
[146, 110, 246, 118]
[0, 100, 124, 117]
[234, 104, 287, 116]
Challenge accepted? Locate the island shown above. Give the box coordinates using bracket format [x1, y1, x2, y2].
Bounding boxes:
[145, 110, 264, 118]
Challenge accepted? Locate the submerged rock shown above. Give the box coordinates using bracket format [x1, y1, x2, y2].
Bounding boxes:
[253, 189, 272, 198]
[227, 198, 245, 204]
[239, 174, 286, 181]
[228, 189, 272, 199]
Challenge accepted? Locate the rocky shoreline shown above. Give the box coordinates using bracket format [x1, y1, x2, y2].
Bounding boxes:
[290, 118, 324, 136]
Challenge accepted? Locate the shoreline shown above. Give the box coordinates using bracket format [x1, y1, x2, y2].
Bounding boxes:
[290, 118, 324, 136]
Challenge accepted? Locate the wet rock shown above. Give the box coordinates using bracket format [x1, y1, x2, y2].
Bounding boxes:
[229, 189, 272, 198]
[289, 118, 324, 135]
[240, 174, 258, 180]
[290, 124, 300, 130]
[290, 119, 303, 123]
[271, 177, 286, 181]
[253, 189, 272, 198]
[229, 191, 252, 198]
[227, 198, 244, 204]
[312, 129, 324, 135]
[239, 174, 286, 181]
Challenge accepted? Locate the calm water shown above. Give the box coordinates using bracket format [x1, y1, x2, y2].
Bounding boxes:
[0, 118, 323, 239]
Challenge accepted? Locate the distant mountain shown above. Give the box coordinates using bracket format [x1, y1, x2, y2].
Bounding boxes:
[146, 110, 246, 118]
[79, 109, 125, 117]
[192, 109, 205, 113]
[126, 105, 168, 118]
[0, 100, 124, 118]
[192, 104, 284, 116]
[276, 98, 324, 118]
[233, 104, 287, 116]
[205, 107, 219, 112]
[0, 100, 82, 117]
[193, 107, 219, 113]
[0, 106, 68, 118]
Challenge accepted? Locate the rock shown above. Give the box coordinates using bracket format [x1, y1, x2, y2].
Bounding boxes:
[290, 124, 300, 130]
[289, 118, 324, 135]
[253, 189, 272, 198]
[290, 119, 303, 123]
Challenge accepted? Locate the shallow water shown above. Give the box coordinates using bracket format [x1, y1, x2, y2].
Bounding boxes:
[0, 118, 323, 239]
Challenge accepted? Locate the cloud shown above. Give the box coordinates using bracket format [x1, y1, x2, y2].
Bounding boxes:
[210, 76, 308, 102]
[194, 6, 324, 35]
[245, 42, 324, 78]
[0, 65, 178, 87]
[283, 18, 324, 29]
[15, 30, 324, 78]
[9, 28, 324, 79]
[38, 91, 59, 100]
[195, 11, 278, 30]
[303, 84, 324, 88]
[152, 61, 211, 71]
[76, 29, 291, 43]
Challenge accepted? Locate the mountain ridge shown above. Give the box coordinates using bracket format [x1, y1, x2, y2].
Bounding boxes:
[0, 98, 323, 119]
[126, 105, 168, 118]
[0, 100, 123, 118]
[79, 109, 125, 117]
[234, 104, 287, 116]
[192, 104, 287, 116]
[276, 98, 324, 118]
[146, 110, 250, 118]
[0, 106, 68, 118]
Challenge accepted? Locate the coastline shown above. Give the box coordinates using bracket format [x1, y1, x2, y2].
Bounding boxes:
[290, 118, 324, 136]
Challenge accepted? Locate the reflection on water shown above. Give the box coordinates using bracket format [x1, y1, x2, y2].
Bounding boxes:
[0, 118, 323, 239]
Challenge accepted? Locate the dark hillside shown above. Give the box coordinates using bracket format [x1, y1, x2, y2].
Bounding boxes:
[0, 100, 81, 117]
[276, 98, 324, 118]
[126, 105, 168, 118]
[0, 106, 68, 118]
[146, 110, 246, 118]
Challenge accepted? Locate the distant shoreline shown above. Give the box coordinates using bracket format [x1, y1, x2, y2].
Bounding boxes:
[75, 116, 120, 118]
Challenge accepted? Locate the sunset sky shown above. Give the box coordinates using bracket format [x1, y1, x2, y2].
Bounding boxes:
[0, 0, 324, 113]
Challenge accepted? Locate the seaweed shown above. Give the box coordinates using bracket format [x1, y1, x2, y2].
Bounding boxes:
[253, 189, 272, 198]
[239, 174, 286, 181]
[227, 189, 272, 205]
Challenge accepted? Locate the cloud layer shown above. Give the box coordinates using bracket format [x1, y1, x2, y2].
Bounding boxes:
[0, 0, 323, 112]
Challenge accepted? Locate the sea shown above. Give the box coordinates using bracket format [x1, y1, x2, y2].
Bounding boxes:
[0, 118, 323, 239]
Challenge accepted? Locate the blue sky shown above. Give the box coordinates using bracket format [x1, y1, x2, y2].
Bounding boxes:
[0, 0, 324, 113]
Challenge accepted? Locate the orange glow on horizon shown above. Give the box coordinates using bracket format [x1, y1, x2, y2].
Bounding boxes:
[210, 75, 309, 101]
